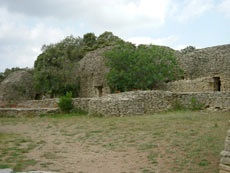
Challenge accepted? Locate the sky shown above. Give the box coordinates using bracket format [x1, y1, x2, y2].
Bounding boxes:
[0, 0, 229, 72]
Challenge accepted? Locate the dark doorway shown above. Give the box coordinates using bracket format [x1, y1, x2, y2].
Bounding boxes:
[95, 86, 103, 97]
[213, 77, 221, 91]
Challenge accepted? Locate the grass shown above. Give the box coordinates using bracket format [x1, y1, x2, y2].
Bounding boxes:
[0, 110, 229, 172]
[0, 133, 37, 171]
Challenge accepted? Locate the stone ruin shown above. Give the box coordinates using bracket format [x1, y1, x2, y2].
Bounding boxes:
[165, 44, 230, 92]
[0, 44, 229, 173]
[0, 70, 35, 107]
[76, 44, 230, 97]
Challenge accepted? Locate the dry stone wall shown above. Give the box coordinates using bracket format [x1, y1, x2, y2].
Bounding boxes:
[164, 77, 213, 92]
[87, 91, 230, 116]
[176, 44, 230, 80]
[10, 90, 230, 117]
[165, 76, 230, 92]
[220, 129, 230, 173]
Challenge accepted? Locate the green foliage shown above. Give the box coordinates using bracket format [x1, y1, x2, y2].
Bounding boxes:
[58, 92, 74, 113]
[96, 31, 122, 48]
[83, 32, 97, 50]
[105, 42, 183, 92]
[33, 31, 122, 97]
[34, 35, 83, 97]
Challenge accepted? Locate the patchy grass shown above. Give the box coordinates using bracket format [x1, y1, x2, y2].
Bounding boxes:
[0, 133, 37, 171]
[0, 110, 229, 172]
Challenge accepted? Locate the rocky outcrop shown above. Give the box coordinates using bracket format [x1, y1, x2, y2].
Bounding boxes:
[0, 70, 35, 106]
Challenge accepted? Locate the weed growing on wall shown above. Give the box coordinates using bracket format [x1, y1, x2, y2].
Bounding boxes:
[190, 97, 204, 110]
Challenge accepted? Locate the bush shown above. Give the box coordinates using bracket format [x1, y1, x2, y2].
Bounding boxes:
[58, 92, 74, 113]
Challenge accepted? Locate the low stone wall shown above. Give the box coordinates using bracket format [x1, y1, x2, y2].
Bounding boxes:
[220, 129, 230, 173]
[0, 108, 58, 117]
[88, 90, 174, 116]
[87, 91, 230, 116]
[1, 90, 229, 117]
[176, 92, 230, 110]
[164, 76, 230, 92]
[17, 99, 59, 108]
[165, 77, 214, 92]
[73, 98, 91, 112]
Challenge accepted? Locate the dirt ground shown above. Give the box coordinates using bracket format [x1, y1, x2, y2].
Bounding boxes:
[0, 111, 229, 173]
[0, 117, 152, 173]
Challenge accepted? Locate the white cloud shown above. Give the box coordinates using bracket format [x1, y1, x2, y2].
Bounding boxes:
[127, 35, 178, 46]
[0, 6, 74, 72]
[218, 0, 230, 17]
[0, 0, 228, 72]
[0, 0, 171, 31]
[174, 0, 215, 22]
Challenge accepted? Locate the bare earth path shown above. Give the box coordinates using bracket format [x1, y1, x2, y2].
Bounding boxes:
[0, 111, 230, 173]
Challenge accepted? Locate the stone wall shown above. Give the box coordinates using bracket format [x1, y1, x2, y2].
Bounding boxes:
[87, 91, 230, 116]
[165, 77, 230, 92]
[7, 90, 229, 117]
[77, 47, 111, 98]
[17, 99, 59, 108]
[176, 44, 230, 80]
[220, 129, 230, 173]
[76, 44, 230, 97]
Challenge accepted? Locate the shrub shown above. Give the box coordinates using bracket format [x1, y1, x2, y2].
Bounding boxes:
[58, 92, 74, 113]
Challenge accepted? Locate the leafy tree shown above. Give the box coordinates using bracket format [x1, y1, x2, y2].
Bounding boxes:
[34, 36, 83, 97]
[105, 43, 183, 92]
[96, 31, 122, 48]
[83, 32, 97, 50]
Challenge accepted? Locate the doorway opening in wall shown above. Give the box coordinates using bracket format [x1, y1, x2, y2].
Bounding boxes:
[95, 86, 103, 97]
[213, 77, 221, 91]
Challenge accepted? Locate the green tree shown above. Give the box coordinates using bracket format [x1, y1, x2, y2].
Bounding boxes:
[34, 36, 83, 97]
[105, 43, 183, 92]
[83, 32, 97, 50]
[96, 31, 122, 48]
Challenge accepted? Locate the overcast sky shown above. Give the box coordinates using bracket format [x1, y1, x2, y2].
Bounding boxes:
[0, 0, 229, 72]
